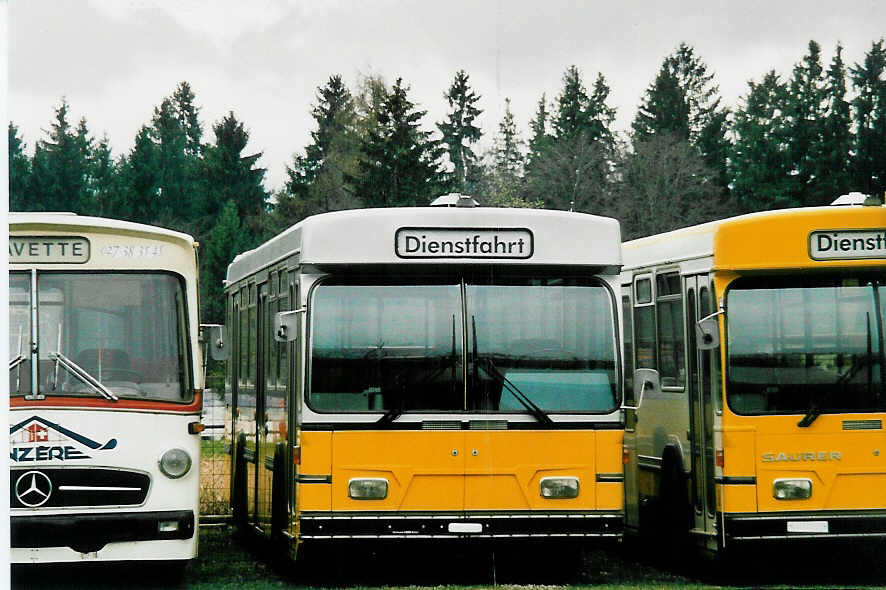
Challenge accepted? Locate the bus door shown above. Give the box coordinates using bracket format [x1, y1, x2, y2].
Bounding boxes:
[686, 275, 716, 536]
[254, 283, 272, 534]
[621, 284, 640, 529]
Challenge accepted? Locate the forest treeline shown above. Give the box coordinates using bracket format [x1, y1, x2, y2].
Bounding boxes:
[9, 39, 886, 322]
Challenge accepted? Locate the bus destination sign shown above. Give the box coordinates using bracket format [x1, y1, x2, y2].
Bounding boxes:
[809, 230, 886, 260]
[396, 227, 533, 259]
[9, 236, 91, 264]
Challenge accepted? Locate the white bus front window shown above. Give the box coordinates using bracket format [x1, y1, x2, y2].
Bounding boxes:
[466, 278, 618, 413]
[37, 273, 191, 402]
[9, 272, 31, 395]
[727, 276, 886, 415]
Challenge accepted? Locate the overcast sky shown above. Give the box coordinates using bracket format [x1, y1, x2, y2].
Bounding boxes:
[8, 0, 886, 192]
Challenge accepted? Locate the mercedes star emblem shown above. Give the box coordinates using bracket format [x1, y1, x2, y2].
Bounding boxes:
[15, 470, 53, 508]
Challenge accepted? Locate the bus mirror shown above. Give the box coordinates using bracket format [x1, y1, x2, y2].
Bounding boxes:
[275, 310, 300, 343]
[200, 324, 228, 361]
[623, 368, 659, 410]
[696, 314, 721, 350]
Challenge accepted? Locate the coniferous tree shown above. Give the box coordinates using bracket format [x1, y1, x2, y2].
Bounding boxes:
[526, 94, 553, 171]
[437, 70, 483, 193]
[9, 123, 31, 211]
[553, 66, 591, 139]
[586, 73, 618, 148]
[118, 126, 161, 223]
[282, 74, 361, 224]
[729, 71, 794, 211]
[817, 43, 853, 200]
[354, 77, 444, 207]
[480, 98, 538, 207]
[200, 200, 251, 323]
[150, 97, 192, 227]
[29, 99, 91, 213]
[172, 81, 203, 158]
[851, 39, 886, 196]
[88, 136, 118, 217]
[203, 111, 268, 238]
[786, 40, 827, 206]
[633, 43, 730, 193]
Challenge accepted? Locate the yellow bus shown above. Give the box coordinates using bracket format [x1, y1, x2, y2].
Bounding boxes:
[619, 196, 886, 554]
[9, 213, 204, 570]
[224, 195, 625, 557]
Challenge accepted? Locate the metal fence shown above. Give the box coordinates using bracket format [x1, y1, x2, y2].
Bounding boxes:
[199, 362, 232, 520]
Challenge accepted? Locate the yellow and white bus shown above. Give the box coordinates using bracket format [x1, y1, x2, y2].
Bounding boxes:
[224, 195, 624, 556]
[620, 196, 886, 553]
[9, 213, 203, 568]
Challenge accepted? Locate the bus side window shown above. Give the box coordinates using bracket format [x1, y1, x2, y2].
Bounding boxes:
[634, 276, 657, 372]
[622, 290, 634, 404]
[656, 271, 684, 389]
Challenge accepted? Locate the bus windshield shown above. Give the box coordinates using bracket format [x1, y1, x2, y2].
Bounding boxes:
[9, 272, 192, 402]
[308, 277, 618, 414]
[726, 275, 886, 415]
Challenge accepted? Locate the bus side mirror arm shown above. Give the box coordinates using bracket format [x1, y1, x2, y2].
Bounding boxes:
[696, 308, 725, 351]
[622, 368, 660, 411]
[275, 309, 305, 343]
[200, 324, 229, 361]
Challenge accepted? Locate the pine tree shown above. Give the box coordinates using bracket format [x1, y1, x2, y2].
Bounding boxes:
[729, 71, 794, 211]
[851, 39, 886, 196]
[9, 123, 31, 211]
[354, 77, 444, 207]
[437, 70, 483, 193]
[481, 98, 538, 207]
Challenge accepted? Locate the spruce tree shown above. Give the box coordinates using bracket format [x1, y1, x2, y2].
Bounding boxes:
[526, 94, 553, 170]
[553, 66, 591, 139]
[437, 70, 483, 193]
[9, 123, 31, 211]
[729, 71, 794, 211]
[481, 98, 538, 207]
[851, 39, 886, 196]
[786, 40, 827, 206]
[354, 77, 444, 207]
[118, 126, 161, 223]
[29, 99, 91, 213]
[200, 200, 251, 323]
[817, 43, 853, 201]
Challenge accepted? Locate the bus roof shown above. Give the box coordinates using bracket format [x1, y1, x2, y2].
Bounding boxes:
[9, 212, 196, 248]
[623, 204, 886, 272]
[227, 207, 621, 285]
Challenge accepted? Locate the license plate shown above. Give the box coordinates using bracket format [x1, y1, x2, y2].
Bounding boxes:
[787, 520, 828, 533]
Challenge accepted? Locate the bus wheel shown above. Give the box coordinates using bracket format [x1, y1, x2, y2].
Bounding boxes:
[271, 442, 288, 541]
[232, 433, 248, 531]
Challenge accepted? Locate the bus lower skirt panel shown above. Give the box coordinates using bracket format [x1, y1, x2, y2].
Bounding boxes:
[724, 510, 886, 542]
[299, 511, 623, 539]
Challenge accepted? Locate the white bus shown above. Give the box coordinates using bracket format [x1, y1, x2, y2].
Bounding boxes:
[9, 213, 203, 568]
[224, 196, 625, 556]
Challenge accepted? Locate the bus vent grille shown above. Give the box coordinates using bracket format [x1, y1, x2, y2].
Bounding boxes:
[10, 467, 150, 509]
[843, 419, 882, 430]
[470, 420, 508, 430]
[422, 421, 461, 430]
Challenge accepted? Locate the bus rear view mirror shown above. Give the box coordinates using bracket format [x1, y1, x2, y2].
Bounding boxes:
[200, 324, 229, 361]
[275, 310, 301, 343]
[696, 314, 721, 350]
[623, 368, 659, 410]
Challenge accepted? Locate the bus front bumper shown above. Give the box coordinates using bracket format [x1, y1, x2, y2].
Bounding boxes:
[724, 510, 886, 542]
[299, 511, 623, 539]
[11, 510, 195, 553]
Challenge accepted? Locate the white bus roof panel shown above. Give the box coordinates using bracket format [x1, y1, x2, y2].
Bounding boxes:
[9, 212, 196, 247]
[227, 207, 621, 285]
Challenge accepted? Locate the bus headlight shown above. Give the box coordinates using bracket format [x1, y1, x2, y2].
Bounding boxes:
[773, 478, 812, 500]
[159, 448, 192, 479]
[348, 478, 388, 500]
[540, 476, 579, 499]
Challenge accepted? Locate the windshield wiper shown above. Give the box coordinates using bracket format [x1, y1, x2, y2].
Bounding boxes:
[9, 354, 26, 371]
[50, 352, 118, 402]
[476, 356, 553, 426]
